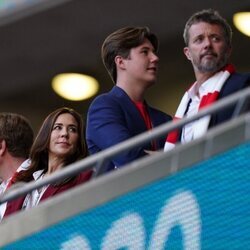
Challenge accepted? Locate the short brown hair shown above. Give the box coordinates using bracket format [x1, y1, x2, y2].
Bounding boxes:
[183, 9, 232, 47]
[101, 26, 158, 83]
[0, 113, 33, 158]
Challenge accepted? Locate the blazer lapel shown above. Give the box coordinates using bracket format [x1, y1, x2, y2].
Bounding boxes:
[40, 185, 59, 201]
[110, 86, 147, 130]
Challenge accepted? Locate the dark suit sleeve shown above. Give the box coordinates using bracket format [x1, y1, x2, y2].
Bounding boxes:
[86, 95, 147, 167]
[244, 74, 250, 112]
[243, 74, 250, 113]
[210, 72, 250, 127]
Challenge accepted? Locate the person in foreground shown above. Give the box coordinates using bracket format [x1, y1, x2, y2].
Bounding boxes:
[3, 107, 92, 218]
[0, 113, 34, 220]
[164, 9, 250, 151]
[86, 26, 172, 172]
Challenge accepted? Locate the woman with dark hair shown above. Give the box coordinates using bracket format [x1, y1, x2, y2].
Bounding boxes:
[4, 107, 92, 217]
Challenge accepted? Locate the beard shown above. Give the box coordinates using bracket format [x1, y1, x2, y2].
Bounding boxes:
[194, 49, 230, 73]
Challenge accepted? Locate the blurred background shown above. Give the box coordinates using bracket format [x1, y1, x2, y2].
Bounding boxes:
[0, 0, 249, 133]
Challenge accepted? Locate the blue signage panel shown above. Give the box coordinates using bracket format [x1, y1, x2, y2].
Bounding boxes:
[4, 142, 250, 249]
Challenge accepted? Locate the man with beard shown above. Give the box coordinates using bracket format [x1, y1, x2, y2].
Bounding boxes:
[164, 9, 250, 151]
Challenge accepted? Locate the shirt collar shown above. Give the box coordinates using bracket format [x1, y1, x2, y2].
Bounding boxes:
[187, 70, 224, 99]
[33, 170, 45, 181]
[17, 159, 31, 172]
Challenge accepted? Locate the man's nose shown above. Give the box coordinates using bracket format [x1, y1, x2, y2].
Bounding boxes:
[203, 37, 213, 48]
[151, 52, 159, 62]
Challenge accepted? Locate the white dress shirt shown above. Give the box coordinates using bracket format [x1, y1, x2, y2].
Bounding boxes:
[181, 72, 224, 143]
[22, 170, 49, 210]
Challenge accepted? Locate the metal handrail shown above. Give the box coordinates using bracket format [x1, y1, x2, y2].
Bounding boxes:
[0, 87, 249, 204]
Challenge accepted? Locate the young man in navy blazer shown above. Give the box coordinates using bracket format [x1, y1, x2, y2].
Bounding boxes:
[86, 26, 172, 172]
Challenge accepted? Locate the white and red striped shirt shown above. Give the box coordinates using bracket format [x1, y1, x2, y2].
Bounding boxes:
[164, 64, 235, 151]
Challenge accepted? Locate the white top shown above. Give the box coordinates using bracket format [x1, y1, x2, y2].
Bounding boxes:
[164, 68, 231, 152]
[22, 170, 49, 210]
[0, 159, 31, 220]
[181, 71, 224, 143]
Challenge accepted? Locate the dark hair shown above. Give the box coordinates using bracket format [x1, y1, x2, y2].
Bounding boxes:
[17, 107, 88, 182]
[0, 113, 33, 158]
[101, 26, 158, 83]
[183, 9, 232, 47]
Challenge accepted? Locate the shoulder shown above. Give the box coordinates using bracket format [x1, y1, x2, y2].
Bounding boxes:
[90, 92, 113, 105]
[3, 196, 26, 218]
[221, 72, 250, 96]
[87, 87, 133, 117]
[76, 170, 93, 184]
[62, 170, 93, 186]
[57, 170, 92, 188]
[89, 87, 123, 108]
[228, 72, 250, 85]
[42, 170, 93, 198]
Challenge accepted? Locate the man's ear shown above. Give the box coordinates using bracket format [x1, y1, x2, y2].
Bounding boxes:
[0, 140, 7, 156]
[114, 55, 126, 70]
[183, 47, 192, 61]
[226, 46, 232, 58]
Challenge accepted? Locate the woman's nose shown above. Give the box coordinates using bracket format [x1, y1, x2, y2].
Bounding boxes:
[60, 127, 69, 137]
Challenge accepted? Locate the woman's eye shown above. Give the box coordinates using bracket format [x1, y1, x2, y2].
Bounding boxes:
[53, 125, 61, 130]
[68, 127, 77, 133]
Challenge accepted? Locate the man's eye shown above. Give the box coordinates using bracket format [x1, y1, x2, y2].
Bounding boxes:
[212, 36, 221, 42]
[194, 37, 203, 43]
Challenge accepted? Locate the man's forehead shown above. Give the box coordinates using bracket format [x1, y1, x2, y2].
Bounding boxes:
[189, 22, 223, 35]
[134, 39, 154, 50]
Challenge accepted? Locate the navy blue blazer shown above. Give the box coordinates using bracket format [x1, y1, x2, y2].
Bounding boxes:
[209, 72, 250, 127]
[86, 86, 172, 172]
